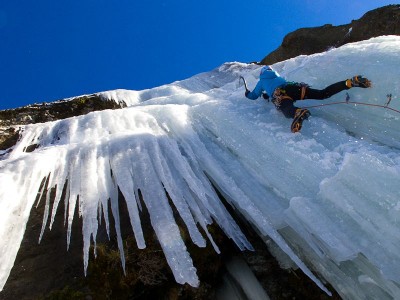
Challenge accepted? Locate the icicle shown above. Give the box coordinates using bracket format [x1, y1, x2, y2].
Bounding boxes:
[66, 148, 81, 250]
[79, 146, 100, 276]
[109, 148, 146, 250]
[38, 174, 51, 243]
[49, 149, 69, 230]
[102, 146, 128, 273]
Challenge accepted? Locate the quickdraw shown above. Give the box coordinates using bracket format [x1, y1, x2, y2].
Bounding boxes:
[385, 93, 393, 106]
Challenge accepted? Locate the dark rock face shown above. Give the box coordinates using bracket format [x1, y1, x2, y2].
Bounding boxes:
[261, 5, 400, 65]
[0, 186, 85, 300]
[0, 94, 124, 151]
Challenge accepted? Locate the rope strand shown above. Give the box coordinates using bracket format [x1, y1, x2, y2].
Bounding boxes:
[301, 101, 400, 114]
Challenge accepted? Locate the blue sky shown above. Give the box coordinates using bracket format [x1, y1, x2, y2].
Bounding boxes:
[0, 1, 396, 109]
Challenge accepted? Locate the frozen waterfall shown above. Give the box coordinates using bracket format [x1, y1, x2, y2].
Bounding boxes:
[1, 36, 400, 299]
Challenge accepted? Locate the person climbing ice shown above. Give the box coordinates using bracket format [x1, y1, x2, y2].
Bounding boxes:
[243, 65, 372, 132]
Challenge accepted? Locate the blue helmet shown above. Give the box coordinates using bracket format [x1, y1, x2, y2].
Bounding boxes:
[260, 65, 273, 75]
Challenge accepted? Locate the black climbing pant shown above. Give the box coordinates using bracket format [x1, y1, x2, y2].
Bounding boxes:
[277, 81, 350, 118]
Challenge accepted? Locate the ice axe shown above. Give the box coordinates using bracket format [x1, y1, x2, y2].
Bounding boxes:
[239, 75, 270, 101]
[239, 76, 249, 92]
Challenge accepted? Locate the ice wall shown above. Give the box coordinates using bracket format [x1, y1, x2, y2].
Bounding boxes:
[1, 36, 400, 299]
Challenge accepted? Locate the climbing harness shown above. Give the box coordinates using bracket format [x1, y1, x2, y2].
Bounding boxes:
[271, 82, 309, 109]
[272, 88, 292, 109]
[292, 82, 309, 100]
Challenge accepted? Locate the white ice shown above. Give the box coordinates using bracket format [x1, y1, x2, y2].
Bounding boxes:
[1, 36, 400, 299]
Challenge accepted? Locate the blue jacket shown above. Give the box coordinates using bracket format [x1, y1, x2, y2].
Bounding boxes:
[246, 67, 287, 100]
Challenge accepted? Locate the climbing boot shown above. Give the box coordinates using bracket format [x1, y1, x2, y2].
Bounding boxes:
[291, 108, 310, 133]
[345, 75, 372, 88]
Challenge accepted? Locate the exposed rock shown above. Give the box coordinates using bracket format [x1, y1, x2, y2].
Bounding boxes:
[0, 94, 124, 151]
[0, 127, 19, 151]
[261, 5, 400, 65]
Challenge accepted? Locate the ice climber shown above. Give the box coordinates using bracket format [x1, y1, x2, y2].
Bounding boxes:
[244, 66, 372, 132]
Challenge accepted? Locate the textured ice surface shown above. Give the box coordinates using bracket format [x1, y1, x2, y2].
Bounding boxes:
[1, 36, 400, 299]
